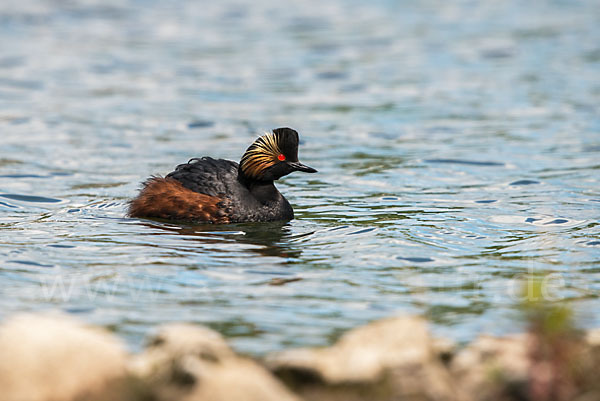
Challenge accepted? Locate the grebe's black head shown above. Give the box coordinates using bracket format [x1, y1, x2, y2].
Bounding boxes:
[239, 127, 317, 182]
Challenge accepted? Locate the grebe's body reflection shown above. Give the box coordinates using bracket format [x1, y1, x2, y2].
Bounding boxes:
[139, 220, 307, 260]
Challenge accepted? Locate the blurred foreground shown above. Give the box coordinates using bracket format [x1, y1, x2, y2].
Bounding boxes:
[1, 309, 598, 401]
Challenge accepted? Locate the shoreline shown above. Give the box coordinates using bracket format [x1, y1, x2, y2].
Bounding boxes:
[1, 313, 598, 401]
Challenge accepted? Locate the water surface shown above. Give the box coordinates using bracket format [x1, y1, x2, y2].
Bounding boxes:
[1, 0, 599, 354]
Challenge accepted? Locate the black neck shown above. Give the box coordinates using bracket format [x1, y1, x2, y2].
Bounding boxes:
[237, 172, 279, 204]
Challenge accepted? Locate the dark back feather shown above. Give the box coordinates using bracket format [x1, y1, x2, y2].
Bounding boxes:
[166, 157, 238, 197]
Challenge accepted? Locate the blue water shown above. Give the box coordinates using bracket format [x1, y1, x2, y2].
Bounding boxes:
[0, 0, 599, 354]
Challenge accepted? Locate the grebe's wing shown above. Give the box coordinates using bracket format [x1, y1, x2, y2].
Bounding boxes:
[166, 157, 238, 197]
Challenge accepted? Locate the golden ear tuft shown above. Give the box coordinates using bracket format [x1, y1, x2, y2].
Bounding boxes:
[240, 132, 283, 178]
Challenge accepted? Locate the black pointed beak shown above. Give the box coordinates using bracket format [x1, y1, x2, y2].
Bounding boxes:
[289, 161, 317, 173]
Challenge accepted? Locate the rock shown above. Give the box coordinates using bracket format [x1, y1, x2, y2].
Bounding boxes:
[0, 313, 128, 401]
[450, 329, 600, 401]
[131, 323, 301, 401]
[586, 328, 600, 347]
[450, 334, 532, 401]
[1, 311, 598, 401]
[266, 316, 460, 401]
[432, 337, 457, 365]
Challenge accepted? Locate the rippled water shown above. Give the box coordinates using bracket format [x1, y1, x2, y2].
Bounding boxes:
[1, 0, 599, 354]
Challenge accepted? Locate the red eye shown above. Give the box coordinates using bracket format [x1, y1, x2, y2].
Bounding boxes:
[278, 154, 286, 161]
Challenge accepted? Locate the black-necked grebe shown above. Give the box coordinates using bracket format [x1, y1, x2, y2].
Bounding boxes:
[128, 127, 317, 223]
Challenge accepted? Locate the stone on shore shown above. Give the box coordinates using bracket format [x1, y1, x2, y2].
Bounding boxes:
[587, 328, 600, 346]
[265, 316, 460, 401]
[450, 334, 531, 401]
[0, 313, 128, 401]
[131, 323, 301, 401]
[451, 329, 600, 401]
[1, 312, 599, 401]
